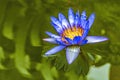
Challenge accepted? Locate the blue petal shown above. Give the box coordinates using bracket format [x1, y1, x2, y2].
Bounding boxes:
[73, 36, 82, 44]
[43, 38, 57, 44]
[81, 29, 89, 40]
[84, 20, 89, 29]
[65, 37, 73, 44]
[46, 31, 60, 39]
[75, 11, 80, 27]
[58, 13, 62, 22]
[81, 21, 89, 40]
[56, 38, 68, 46]
[51, 22, 63, 34]
[88, 13, 95, 29]
[68, 8, 75, 27]
[59, 13, 70, 29]
[80, 11, 87, 28]
[45, 45, 66, 56]
[51, 16, 62, 29]
[66, 46, 80, 64]
[86, 36, 108, 43]
[80, 40, 88, 45]
[81, 11, 87, 20]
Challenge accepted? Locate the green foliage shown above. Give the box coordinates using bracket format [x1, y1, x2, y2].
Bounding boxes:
[0, 0, 120, 80]
[0, 47, 6, 69]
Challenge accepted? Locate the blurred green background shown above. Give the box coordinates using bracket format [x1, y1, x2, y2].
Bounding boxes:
[0, 0, 120, 80]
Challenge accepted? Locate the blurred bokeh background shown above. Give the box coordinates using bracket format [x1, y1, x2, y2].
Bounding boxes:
[0, 0, 120, 80]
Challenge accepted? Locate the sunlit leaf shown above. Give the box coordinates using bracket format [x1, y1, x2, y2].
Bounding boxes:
[36, 63, 54, 80]
[0, 47, 6, 70]
[65, 71, 79, 80]
[2, 2, 21, 39]
[51, 67, 59, 78]
[14, 14, 33, 77]
[30, 17, 41, 46]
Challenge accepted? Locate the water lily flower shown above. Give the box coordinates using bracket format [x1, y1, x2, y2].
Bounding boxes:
[43, 8, 108, 64]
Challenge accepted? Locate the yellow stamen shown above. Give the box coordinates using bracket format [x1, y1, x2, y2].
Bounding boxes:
[62, 27, 84, 40]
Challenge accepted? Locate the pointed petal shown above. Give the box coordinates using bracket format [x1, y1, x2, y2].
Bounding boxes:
[43, 38, 57, 44]
[81, 21, 89, 39]
[81, 11, 87, 20]
[51, 16, 62, 29]
[73, 36, 82, 44]
[45, 45, 66, 56]
[80, 11, 87, 28]
[86, 36, 108, 43]
[68, 8, 75, 27]
[81, 29, 89, 40]
[51, 22, 63, 34]
[84, 20, 89, 29]
[59, 13, 70, 29]
[75, 11, 80, 27]
[88, 13, 95, 28]
[46, 31, 60, 38]
[58, 13, 62, 22]
[66, 46, 80, 64]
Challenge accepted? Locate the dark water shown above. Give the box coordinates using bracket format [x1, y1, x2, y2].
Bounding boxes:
[0, 0, 120, 80]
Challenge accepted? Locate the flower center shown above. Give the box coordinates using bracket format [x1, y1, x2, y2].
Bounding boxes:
[62, 27, 84, 40]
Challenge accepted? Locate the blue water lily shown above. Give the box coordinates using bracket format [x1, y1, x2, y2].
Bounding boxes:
[43, 8, 108, 64]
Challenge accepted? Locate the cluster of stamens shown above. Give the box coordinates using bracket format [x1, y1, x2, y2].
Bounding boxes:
[62, 27, 84, 40]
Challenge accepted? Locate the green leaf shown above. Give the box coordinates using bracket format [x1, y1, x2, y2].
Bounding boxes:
[14, 14, 33, 77]
[0, 0, 8, 26]
[65, 71, 79, 80]
[2, 2, 21, 39]
[36, 63, 54, 80]
[0, 47, 6, 70]
[30, 17, 41, 46]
